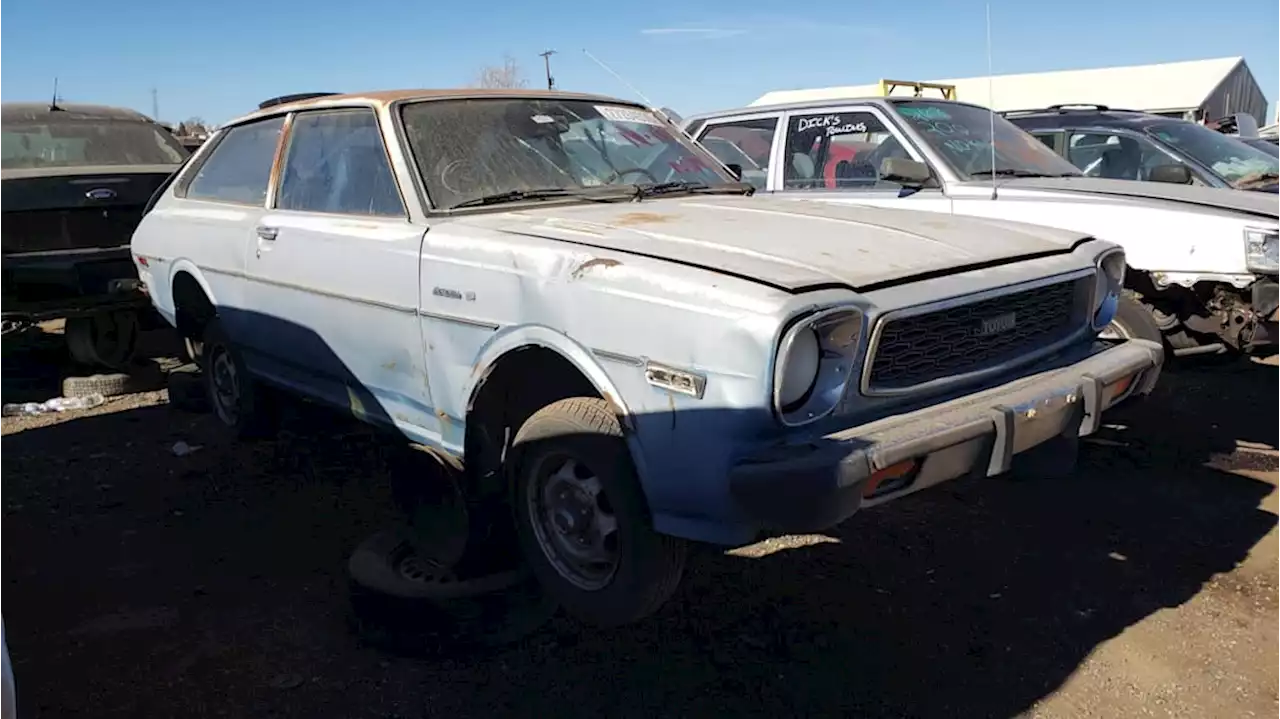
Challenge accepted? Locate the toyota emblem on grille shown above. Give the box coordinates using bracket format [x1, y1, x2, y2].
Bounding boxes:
[978, 312, 1017, 336]
[85, 188, 117, 200]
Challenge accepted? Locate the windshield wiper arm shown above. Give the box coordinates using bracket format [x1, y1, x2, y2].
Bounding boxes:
[451, 187, 632, 209]
[633, 180, 755, 198]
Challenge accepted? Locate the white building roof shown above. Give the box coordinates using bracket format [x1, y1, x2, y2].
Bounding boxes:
[751, 57, 1247, 114]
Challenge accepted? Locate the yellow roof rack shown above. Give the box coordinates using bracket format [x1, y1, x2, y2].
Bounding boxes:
[876, 79, 957, 101]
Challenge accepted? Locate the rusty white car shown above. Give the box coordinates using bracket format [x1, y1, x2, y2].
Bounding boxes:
[131, 89, 1164, 627]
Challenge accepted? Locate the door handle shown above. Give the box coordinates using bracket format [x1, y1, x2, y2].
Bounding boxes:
[255, 225, 278, 241]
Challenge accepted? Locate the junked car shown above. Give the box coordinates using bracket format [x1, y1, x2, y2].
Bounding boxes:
[682, 98, 1280, 356]
[131, 89, 1163, 627]
[2, 102, 188, 366]
[1001, 105, 1279, 193]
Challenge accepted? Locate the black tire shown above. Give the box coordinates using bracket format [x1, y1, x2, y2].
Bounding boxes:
[1101, 294, 1164, 345]
[65, 311, 140, 369]
[166, 368, 210, 413]
[510, 397, 687, 627]
[201, 319, 277, 439]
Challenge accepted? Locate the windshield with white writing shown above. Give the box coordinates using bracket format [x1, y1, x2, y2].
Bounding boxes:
[1146, 121, 1279, 188]
[400, 98, 733, 209]
[892, 100, 1083, 179]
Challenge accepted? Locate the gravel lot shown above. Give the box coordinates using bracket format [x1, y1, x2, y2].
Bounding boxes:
[2, 332, 1276, 719]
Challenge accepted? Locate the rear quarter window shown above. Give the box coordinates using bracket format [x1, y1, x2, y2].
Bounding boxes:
[181, 116, 285, 205]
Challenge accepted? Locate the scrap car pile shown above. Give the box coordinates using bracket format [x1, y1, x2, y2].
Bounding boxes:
[1, 74, 1276, 629]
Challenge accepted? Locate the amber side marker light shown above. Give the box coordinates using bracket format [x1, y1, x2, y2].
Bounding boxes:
[862, 459, 918, 498]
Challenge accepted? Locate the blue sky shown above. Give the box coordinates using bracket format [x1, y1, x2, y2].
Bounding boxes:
[3, 0, 1277, 126]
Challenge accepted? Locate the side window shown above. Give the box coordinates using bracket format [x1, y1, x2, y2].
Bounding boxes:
[1066, 131, 1184, 181]
[185, 116, 285, 205]
[277, 109, 404, 217]
[784, 111, 909, 190]
[698, 117, 778, 190]
[1032, 131, 1063, 154]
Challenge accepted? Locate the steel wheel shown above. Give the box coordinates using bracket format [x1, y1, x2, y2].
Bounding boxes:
[208, 344, 241, 426]
[525, 453, 620, 591]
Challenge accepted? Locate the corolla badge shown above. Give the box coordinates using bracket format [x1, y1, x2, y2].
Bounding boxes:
[85, 188, 117, 200]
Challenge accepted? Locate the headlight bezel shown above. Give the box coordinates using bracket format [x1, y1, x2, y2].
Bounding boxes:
[1092, 247, 1127, 331]
[1244, 227, 1279, 273]
[772, 306, 865, 427]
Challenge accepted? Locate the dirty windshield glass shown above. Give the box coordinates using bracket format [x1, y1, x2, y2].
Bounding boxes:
[400, 98, 733, 209]
[892, 100, 1082, 179]
[1, 119, 187, 170]
[1146, 121, 1280, 188]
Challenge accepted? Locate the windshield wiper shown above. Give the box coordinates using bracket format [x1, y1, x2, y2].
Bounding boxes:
[969, 169, 1075, 179]
[633, 180, 755, 198]
[451, 187, 633, 209]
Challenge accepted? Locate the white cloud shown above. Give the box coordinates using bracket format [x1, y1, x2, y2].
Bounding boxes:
[639, 27, 747, 40]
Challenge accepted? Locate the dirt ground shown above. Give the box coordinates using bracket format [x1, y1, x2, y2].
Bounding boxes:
[2, 331, 1276, 719]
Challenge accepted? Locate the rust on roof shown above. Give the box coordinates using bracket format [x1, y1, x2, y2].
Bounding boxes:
[231, 88, 642, 125]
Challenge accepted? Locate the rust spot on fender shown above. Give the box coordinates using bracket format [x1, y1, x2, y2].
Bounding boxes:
[613, 211, 674, 227]
[571, 257, 622, 280]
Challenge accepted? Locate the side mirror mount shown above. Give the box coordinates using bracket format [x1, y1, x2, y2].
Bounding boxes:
[1148, 164, 1193, 185]
[879, 157, 931, 187]
[725, 163, 743, 182]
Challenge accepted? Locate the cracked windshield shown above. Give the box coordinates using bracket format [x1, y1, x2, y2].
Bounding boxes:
[2, 0, 1277, 717]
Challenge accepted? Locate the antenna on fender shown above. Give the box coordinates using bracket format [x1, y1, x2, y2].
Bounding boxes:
[50, 77, 63, 112]
[985, 2, 997, 200]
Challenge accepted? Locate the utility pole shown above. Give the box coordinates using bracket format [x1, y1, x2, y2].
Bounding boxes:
[151, 87, 160, 122]
[538, 50, 557, 90]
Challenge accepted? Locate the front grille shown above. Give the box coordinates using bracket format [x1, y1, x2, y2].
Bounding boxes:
[866, 277, 1088, 392]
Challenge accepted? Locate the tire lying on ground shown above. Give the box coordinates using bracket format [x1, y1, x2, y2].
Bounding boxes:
[61, 363, 165, 398]
[166, 366, 210, 413]
[346, 527, 558, 654]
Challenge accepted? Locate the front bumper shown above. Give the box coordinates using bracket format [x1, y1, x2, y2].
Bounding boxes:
[729, 340, 1164, 533]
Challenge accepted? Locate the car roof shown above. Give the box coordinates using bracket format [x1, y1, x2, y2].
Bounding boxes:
[680, 97, 989, 125]
[1002, 107, 1175, 131]
[226, 88, 646, 127]
[1, 102, 154, 123]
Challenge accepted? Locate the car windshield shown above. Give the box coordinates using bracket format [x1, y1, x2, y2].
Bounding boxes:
[1146, 121, 1280, 187]
[1, 119, 187, 170]
[891, 100, 1083, 179]
[1241, 137, 1279, 158]
[399, 98, 735, 209]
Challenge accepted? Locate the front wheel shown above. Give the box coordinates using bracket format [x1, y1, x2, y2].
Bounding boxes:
[1099, 294, 1164, 345]
[511, 397, 687, 627]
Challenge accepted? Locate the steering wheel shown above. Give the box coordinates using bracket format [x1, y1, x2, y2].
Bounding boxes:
[604, 167, 659, 185]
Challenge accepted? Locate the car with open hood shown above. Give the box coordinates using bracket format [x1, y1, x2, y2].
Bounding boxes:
[2, 101, 188, 365]
[682, 98, 1279, 357]
[131, 88, 1163, 627]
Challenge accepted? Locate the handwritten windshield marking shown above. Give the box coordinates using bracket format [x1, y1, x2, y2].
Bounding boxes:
[898, 106, 952, 120]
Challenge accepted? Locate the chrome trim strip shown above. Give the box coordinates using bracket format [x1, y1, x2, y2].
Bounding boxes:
[591, 349, 644, 367]
[860, 267, 1095, 398]
[416, 309, 500, 330]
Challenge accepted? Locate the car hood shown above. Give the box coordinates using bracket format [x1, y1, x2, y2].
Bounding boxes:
[992, 177, 1280, 219]
[452, 195, 1090, 291]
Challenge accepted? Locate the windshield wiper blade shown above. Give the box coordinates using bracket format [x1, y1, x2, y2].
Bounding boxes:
[451, 187, 632, 209]
[633, 180, 754, 198]
[969, 169, 1070, 178]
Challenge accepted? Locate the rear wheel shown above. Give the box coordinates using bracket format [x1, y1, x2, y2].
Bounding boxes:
[201, 319, 277, 439]
[511, 397, 686, 627]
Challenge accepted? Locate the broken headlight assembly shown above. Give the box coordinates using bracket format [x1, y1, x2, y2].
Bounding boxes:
[773, 306, 864, 427]
[1244, 227, 1278, 274]
[1092, 248, 1126, 331]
